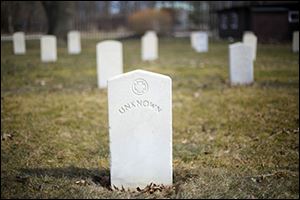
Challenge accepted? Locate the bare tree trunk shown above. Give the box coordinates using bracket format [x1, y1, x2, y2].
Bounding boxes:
[42, 1, 75, 40]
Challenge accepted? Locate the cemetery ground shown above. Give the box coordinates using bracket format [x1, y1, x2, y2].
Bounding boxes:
[1, 38, 299, 199]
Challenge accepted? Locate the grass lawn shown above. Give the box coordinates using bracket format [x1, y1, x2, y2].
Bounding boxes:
[1, 38, 299, 199]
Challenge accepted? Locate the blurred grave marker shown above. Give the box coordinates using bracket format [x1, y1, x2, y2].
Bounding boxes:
[68, 31, 81, 54]
[191, 31, 208, 52]
[40, 35, 57, 62]
[229, 42, 254, 85]
[142, 31, 158, 61]
[96, 40, 123, 88]
[243, 32, 257, 60]
[13, 32, 26, 55]
[108, 69, 172, 190]
[292, 31, 299, 53]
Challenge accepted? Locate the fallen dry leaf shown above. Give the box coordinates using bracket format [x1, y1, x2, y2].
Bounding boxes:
[75, 180, 86, 185]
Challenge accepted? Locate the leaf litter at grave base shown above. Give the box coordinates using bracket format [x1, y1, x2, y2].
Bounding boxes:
[111, 182, 174, 194]
[1, 38, 299, 199]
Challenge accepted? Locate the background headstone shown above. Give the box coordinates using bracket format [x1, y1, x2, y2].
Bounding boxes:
[243, 32, 257, 60]
[292, 31, 299, 52]
[229, 42, 254, 85]
[190, 32, 197, 49]
[13, 32, 26, 55]
[40, 35, 57, 62]
[68, 31, 81, 54]
[108, 69, 172, 190]
[96, 40, 123, 88]
[142, 31, 158, 61]
[191, 31, 208, 52]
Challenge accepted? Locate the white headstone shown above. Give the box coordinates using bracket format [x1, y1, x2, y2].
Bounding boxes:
[68, 31, 81, 54]
[243, 32, 257, 60]
[108, 69, 172, 190]
[96, 40, 123, 88]
[292, 31, 299, 52]
[142, 31, 158, 61]
[40, 35, 57, 62]
[13, 32, 26, 55]
[229, 42, 254, 85]
[191, 31, 208, 52]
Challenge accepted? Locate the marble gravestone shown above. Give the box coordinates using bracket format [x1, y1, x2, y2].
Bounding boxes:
[96, 40, 123, 88]
[229, 42, 254, 85]
[13, 32, 26, 55]
[108, 69, 172, 190]
[41, 35, 57, 62]
[243, 32, 257, 60]
[68, 31, 81, 54]
[141, 31, 158, 61]
[292, 31, 299, 53]
[191, 31, 208, 52]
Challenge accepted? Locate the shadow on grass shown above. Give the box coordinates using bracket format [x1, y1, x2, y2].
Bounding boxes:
[20, 166, 111, 189]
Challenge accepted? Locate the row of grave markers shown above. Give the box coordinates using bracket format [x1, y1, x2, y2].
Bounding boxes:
[8, 30, 299, 190]
[12, 30, 158, 61]
[12, 30, 299, 58]
[13, 31, 81, 58]
[12, 30, 160, 89]
[11, 30, 299, 87]
[190, 30, 299, 54]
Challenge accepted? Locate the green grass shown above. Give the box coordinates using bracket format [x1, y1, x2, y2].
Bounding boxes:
[1, 38, 299, 199]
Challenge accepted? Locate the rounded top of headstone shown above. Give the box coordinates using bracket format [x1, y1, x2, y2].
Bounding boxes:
[144, 31, 157, 38]
[243, 31, 257, 39]
[97, 40, 122, 48]
[145, 30, 156, 35]
[243, 31, 254, 34]
[68, 30, 80, 35]
[108, 69, 171, 83]
[13, 32, 24, 35]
